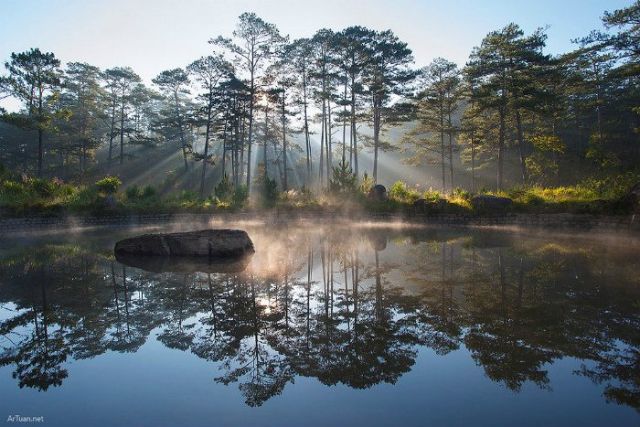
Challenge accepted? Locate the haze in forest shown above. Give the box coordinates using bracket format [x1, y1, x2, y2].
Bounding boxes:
[0, 0, 638, 202]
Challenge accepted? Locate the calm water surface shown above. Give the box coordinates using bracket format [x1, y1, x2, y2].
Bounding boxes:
[0, 221, 638, 427]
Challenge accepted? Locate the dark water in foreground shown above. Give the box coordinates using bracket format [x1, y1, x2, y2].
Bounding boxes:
[0, 221, 638, 427]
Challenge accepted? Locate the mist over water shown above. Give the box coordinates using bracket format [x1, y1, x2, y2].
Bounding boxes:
[0, 221, 638, 426]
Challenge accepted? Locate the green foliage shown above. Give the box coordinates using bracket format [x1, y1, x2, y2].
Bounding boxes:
[329, 161, 357, 194]
[452, 187, 471, 200]
[125, 185, 141, 200]
[142, 185, 156, 198]
[213, 175, 247, 208]
[422, 189, 442, 201]
[586, 134, 621, 169]
[258, 176, 278, 208]
[214, 174, 234, 202]
[359, 173, 375, 195]
[95, 176, 121, 195]
[125, 184, 157, 202]
[581, 172, 640, 200]
[447, 191, 472, 210]
[277, 187, 318, 210]
[232, 185, 249, 207]
[67, 187, 99, 212]
[31, 179, 57, 198]
[389, 181, 421, 203]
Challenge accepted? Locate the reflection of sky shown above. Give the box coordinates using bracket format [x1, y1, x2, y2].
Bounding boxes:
[1, 220, 638, 425]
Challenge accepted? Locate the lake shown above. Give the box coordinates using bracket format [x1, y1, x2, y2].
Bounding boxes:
[0, 220, 638, 427]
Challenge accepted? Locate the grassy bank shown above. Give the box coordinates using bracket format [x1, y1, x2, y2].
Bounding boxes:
[0, 168, 638, 218]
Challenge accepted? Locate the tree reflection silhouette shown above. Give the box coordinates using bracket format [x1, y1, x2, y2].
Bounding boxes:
[0, 226, 638, 410]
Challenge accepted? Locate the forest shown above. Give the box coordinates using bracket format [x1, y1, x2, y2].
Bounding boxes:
[0, 2, 638, 216]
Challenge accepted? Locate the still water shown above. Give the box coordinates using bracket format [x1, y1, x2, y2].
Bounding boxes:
[0, 221, 638, 427]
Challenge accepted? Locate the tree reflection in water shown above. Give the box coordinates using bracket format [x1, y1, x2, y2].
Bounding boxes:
[0, 224, 638, 409]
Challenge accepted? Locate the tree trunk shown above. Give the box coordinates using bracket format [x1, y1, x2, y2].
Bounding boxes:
[471, 134, 476, 193]
[515, 108, 527, 184]
[37, 128, 43, 178]
[200, 96, 213, 197]
[119, 89, 125, 165]
[447, 105, 454, 190]
[246, 69, 254, 191]
[440, 97, 446, 193]
[37, 91, 44, 177]
[108, 96, 116, 167]
[264, 102, 268, 178]
[319, 98, 325, 184]
[351, 73, 358, 178]
[342, 76, 348, 165]
[282, 91, 288, 191]
[174, 90, 188, 171]
[373, 99, 380, 183]
[497, 105, 505, 191]
[327, 98, 332, 180]
[302, 68, 311, 182]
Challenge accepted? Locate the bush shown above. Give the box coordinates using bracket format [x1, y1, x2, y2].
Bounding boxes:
[1, 180, 26, 197]
[125, 185, 141, 200]
[258, 176, 278, 208]
[389, 180, 421, 203]
[95, 176, 122, 195]
[31, 178, 58, 198]
[142, 185, 156, 198]
[214, 174, 234, 202]
[232, 185, 248, 207]
[329, 161, 357, 194]
[67, 186, 99, 212]
[452, 187, 471, 200]
[582, 172, 640, 199]
[423, 189, 441, 202]
[359, 173, 374, 195]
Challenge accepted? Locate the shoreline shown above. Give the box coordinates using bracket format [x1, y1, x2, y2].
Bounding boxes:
[1, 211, 638, 233]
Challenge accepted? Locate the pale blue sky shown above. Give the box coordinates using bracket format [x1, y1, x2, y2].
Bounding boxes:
[0, 0, 632, 85]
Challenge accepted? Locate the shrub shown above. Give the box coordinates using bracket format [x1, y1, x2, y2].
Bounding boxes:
[67, 186, 99, 212]
[95, 176, 122, 195]
[389, 180, 421, 203]
[452, 187, 471, 200]
[422, 189, 441, 202]
[1, 180, 26, 197]
[31, 178, 58, 198]
[125, 185, 141, 200]
[329, 161, 357, 194]
[142, 185, 156, 198]
[278, 187, 317, 208]
[214, 174, 234, 202]
[359, 173, 374, 195]
[179, 190, 198, 201]
[258, 176, 278, 208]
[232, 185, 248, 207]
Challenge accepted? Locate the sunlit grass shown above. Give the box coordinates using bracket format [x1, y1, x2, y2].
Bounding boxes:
[0, 172, 637, 217]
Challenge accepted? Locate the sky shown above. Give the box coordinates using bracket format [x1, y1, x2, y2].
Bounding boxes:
[0, 0, 633, 101]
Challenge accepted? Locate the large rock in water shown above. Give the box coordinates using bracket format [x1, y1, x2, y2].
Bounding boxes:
[114, 229, 255, 258]
[471, 195, 513, 212]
